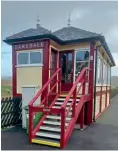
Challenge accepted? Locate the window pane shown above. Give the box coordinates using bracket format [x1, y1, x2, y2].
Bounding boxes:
[76, 51, 89, 61]
[18, 53, 28, 65]
[30, 52, 42, 64]
[76, 62, 88, 74]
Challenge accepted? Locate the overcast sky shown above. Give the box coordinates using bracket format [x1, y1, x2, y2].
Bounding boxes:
[1, 1, 118, 76]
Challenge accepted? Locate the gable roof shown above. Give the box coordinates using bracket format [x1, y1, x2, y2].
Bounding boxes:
[6, 26, 51, 40]
[53, 26, 101, 41]
[3, 26, 115, 66]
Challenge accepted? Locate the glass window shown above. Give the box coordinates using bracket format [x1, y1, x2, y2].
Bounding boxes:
[76, 62, 89, 74]
[76, 51, 89, 62]
[108, 65, 111, 85]
[75, 50, 89, 79]
[17, 53, 29, 65]
[30, 52, 42, 64]
[96, 55, 103, 85]
[17, 50, 42, 65]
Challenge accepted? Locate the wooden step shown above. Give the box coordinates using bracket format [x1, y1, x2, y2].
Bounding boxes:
[40, 125, 61, 132]
[46, 115, 71, 121]
[36, 131, 60, 139]
[32, 137, 60, 147]
[57, 98, 80, 102]
[60, 94, 81, 98]
[43, 120, 68, 126]
[55, 102, 79, 106]
[52, 106, 72, 110]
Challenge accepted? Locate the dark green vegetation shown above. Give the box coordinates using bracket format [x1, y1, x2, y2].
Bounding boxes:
[1, 85, 12, 97]
[111, 87, 118, 99]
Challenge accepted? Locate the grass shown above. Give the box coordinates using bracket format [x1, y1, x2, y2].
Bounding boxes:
[111, 87, 118, 99]
[1, 85, 12, 97]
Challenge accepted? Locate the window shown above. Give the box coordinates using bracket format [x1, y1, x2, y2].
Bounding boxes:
[107, 65, 111, 85]
[96, 54, 103, 85]
[17, 50, 43, 66]
[30, 52, 42, 64]
[17, 53, 28, 65]
[75, 50, 89, 79]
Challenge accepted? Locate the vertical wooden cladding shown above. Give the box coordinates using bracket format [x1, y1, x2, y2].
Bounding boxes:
[95, 86, 110, 119]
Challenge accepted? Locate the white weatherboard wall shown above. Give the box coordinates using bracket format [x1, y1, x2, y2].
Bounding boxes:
[22, 85, 40, 129]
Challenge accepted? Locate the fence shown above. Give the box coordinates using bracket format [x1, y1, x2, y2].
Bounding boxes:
[1, 97, 22, 129]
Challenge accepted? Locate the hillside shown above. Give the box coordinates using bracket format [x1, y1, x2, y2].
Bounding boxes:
[1, 76, 118, 97]
[111, 76, 118, 88]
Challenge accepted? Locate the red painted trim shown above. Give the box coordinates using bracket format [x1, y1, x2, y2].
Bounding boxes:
[95, 104, 110, 120]
[99, 86, 102, 113]
[42, 40, 50, 101]
[12, 45, 17, 97]
[96, 89, 110, 96]
[80, 105, 84, 129]
[105, 86, 108, 107]
[42, 40, 50, 86]
[87, 42, 95, 125]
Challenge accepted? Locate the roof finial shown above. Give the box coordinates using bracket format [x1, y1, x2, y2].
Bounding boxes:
[67, 13, 71, 27]
[36, 14, 40, 28]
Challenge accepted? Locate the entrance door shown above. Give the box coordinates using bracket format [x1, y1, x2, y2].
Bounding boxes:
[59, 51, 74, 92]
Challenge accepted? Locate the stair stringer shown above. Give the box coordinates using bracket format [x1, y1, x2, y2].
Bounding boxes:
[32, 94, 60, 138]
[63, 96, 85, 148]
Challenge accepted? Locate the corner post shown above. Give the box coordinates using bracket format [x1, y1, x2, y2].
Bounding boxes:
[87, 41, 95, 125]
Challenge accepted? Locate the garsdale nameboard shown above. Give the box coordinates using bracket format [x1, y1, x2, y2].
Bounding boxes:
[14, 41, 44, 51]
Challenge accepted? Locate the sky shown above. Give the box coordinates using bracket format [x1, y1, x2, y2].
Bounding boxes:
[1, 1, 118, 77]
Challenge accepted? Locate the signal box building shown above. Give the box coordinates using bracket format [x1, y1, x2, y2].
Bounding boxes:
[4, 23, 115, 148]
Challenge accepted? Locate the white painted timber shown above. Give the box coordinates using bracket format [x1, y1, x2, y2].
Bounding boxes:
[46, 115, 71, 121]
[43, 120, 68, 126]
[55, 102, 78, 106]
[57, 98, 80, 102]
[36, 132, 60, 139]
[40, 126, 61, 132]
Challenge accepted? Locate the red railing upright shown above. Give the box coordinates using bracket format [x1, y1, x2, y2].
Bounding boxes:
[60, 67, 91, 148]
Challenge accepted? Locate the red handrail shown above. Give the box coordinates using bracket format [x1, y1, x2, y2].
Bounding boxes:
[28, 68, 61, 144]
[60, 67, 89, 148]
[29, 68, 61, 106]
[62, 67, 88, 108]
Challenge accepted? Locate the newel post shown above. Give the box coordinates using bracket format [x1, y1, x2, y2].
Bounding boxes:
[28, 105, 33, 143]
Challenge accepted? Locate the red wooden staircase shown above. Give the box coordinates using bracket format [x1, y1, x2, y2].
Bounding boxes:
[28, 67, 92, 148]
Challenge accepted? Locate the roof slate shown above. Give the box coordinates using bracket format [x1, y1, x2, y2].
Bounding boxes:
[4, 25, 115, 66]
[6, 26, 50, 40]
[52, 26, 101, 41]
